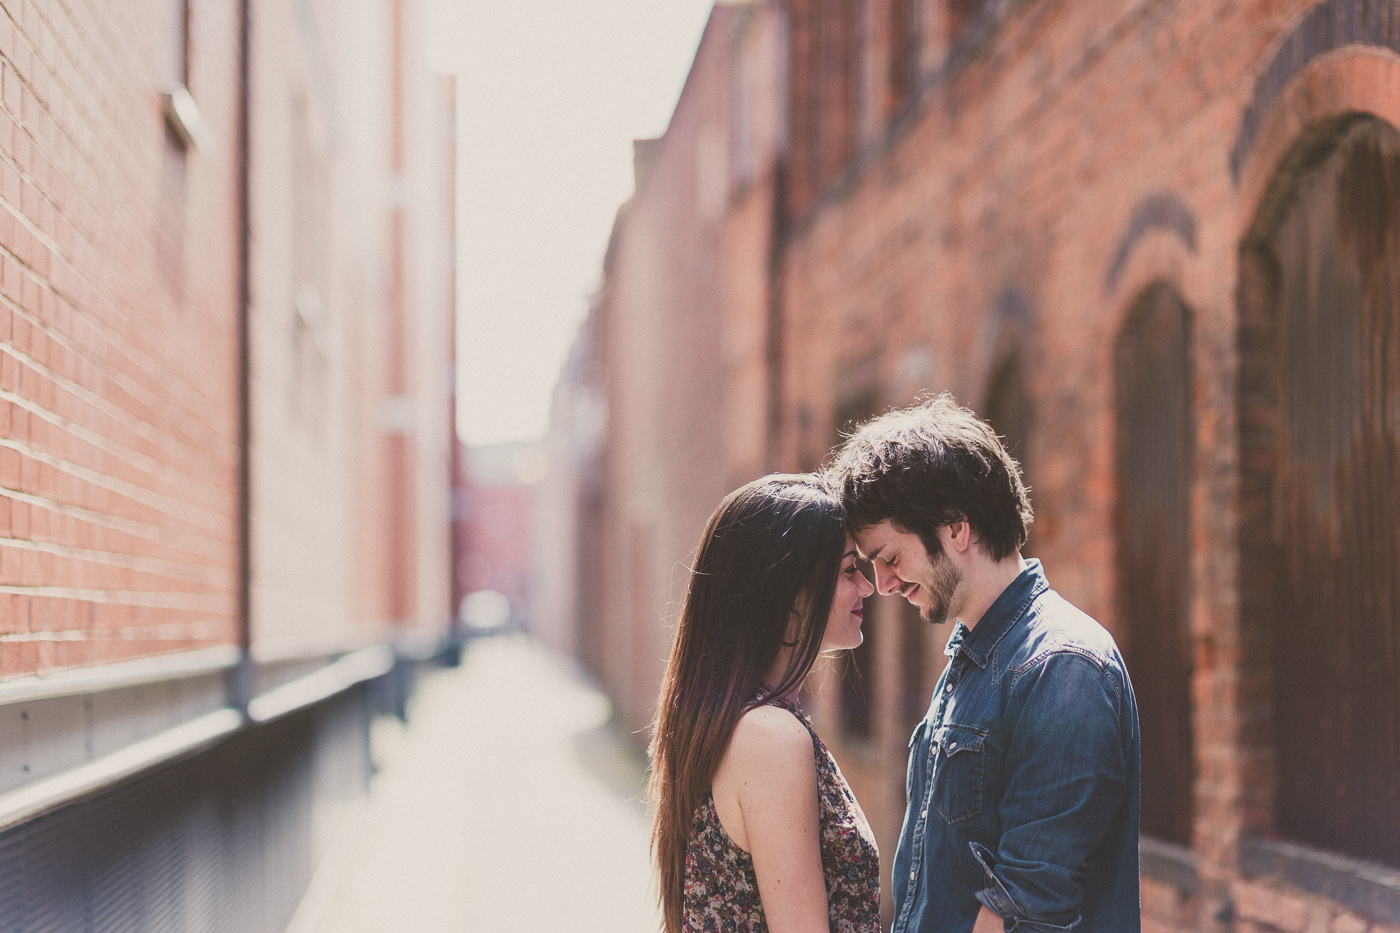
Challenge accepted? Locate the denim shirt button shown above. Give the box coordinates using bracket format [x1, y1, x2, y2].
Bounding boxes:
[921, 809, 927, 819]
[945, 682, 953, 693]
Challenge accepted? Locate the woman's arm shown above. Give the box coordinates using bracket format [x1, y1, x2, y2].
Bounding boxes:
[712, 705, 830, 933]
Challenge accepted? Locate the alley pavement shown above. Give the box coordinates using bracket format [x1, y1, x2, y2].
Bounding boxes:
[286, 633, 661, 933]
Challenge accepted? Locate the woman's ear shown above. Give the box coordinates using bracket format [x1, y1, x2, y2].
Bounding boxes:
[782, 594, 808, 647]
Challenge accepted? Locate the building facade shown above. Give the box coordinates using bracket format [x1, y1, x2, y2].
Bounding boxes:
[555, 1, 1400, 930]
[0, 1, 457, 928]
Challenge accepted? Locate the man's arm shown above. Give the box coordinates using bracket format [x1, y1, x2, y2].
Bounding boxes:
[972, 905, 1004, 932]
[976, 652, 1129, 931]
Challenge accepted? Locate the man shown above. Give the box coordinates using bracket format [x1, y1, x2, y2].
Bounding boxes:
[828, 395, 1140, 933]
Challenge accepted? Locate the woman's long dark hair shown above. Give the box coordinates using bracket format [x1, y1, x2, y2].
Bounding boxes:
[648, 475, 847, 933]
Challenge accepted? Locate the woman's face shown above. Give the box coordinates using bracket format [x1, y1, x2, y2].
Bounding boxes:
[822, 533, 875, 651]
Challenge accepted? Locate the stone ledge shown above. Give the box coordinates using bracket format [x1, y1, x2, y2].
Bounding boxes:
[1239, 836, 1400, 924]
[1142, 836, 1201, 895]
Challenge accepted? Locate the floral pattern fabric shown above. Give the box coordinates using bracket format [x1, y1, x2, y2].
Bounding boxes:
[682, 696, 880, 932]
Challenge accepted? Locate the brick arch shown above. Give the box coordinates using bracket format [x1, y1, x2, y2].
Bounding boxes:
[1104, 193, 1198, 292]
[1230, 0, 1400, 183]
[1233, 40, 1400, 225]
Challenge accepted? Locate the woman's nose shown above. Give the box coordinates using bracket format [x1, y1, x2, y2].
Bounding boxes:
[857, 570, 875, 598]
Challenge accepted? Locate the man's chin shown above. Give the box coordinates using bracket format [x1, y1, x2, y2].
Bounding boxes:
[908, 596, 948, 626]
[920, 606, 950, 625]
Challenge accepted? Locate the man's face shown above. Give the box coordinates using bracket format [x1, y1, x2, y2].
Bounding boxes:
[852, 520, 963, 625]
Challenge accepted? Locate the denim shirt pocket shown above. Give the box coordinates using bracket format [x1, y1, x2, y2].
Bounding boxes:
[931, 723, 987, 823]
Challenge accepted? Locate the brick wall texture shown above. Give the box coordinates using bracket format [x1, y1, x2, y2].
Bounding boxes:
[562, 0, 1400, 930]
[0, 0, 242, 674]
[0, 0, 454, 677]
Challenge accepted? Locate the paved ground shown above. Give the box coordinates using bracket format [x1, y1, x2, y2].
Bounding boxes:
[286, 634, 661, 933]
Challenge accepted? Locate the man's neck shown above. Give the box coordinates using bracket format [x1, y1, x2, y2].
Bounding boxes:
[958, 552, 1027, 632]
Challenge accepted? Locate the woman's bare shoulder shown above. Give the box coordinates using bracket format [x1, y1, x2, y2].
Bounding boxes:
[712, 702, 819, 852]
[727, 703, 815, 772]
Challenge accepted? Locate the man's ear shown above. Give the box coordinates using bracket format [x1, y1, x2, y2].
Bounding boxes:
[946, 520, 973, 553]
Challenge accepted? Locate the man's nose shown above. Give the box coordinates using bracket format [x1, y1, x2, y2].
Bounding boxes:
[872, 562, 900, 596]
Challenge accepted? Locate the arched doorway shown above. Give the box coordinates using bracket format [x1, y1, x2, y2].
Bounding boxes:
[1114, 281, 1195, 846]
[1238, 115, 1400, 866]
[983, 351, 1035, 555]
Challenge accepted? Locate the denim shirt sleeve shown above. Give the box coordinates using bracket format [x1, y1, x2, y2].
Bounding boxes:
[972, 651, 1129, 932]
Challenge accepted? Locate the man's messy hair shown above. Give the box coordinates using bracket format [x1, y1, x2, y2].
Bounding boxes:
[826, 393, 1032, 561]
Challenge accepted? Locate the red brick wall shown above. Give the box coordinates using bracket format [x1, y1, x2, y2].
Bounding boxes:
[583, 5, 790, 737]
[0, 0, 456, 679]
[779, 1, 1400, 929]
[564, 0, 1400, 929]
[0, 0, 241, 676]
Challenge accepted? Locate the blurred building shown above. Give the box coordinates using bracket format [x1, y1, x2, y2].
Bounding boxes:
[548, 0, 1400, 930]
[0, 1, 457, 929]
[458, 440, 544, 633]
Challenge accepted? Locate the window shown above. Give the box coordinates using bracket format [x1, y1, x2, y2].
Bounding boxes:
[786, 0, 863, 222]
[1114, 282, 1195, 846]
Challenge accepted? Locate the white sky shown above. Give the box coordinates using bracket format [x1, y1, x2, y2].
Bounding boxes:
[425, 0, 716, 448]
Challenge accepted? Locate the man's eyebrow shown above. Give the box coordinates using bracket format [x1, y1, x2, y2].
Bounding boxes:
[862, 545, 885, 562]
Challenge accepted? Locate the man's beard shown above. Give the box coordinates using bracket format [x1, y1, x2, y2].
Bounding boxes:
[919, 555, 963, 625]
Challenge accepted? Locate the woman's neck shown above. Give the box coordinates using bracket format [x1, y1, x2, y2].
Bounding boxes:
[763, 645, 803, 699]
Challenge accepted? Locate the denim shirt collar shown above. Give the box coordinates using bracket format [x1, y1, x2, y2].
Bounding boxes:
[943, 559, 1047, 669]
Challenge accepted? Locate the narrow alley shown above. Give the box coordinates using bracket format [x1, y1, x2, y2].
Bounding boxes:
[287, 636, 660, 933]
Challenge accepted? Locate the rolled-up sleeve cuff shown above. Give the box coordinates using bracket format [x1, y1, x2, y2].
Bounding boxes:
[969, 842, 1080, 933]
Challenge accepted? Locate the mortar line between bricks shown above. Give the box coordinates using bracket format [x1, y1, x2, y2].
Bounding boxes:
[0, 534, 228, 587]
[0, 484, 227, 562]
[0, 2, 175, 241]
[0, 59, 165, 305]
[0, 583, 227, 612]
[0, 382, 222, 507]
[0, 431, 226, 535]
[0, 257, 236, 465]
[0, 623, 230, 643]
[0, 337, 234, 492]
[0, 23, 239, 432]
[0, 176, 235, 450]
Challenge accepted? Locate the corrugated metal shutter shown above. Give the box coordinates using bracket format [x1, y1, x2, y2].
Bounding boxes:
[0, 687, 371, 932]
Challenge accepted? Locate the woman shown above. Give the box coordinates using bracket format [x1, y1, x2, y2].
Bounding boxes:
[649, 475, 880, 933]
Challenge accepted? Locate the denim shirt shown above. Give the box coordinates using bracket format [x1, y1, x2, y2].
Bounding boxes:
[891, 561, 1141, 933]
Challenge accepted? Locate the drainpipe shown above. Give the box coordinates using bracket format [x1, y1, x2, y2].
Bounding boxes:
[233, 0, 255, 715]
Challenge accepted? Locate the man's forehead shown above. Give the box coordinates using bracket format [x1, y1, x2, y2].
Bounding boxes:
[852, 520, 907, 559]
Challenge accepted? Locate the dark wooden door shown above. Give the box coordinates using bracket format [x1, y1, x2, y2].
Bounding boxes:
[1114, 282, 1195, 845]
[1265, 117, 1400, 866]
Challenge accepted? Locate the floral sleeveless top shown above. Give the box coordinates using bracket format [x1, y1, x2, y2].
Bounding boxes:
[682, 696, 880, 932]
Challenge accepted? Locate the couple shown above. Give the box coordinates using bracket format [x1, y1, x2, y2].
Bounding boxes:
[649, 396, 1141, 933]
